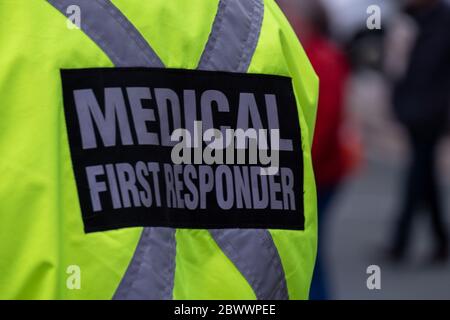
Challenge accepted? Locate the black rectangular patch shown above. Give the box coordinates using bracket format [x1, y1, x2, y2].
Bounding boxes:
[61, 68, 304, 233]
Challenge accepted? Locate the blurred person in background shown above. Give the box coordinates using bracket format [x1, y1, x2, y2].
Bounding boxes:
[278, 0, 356, 299]
[389, 0, 450, 262]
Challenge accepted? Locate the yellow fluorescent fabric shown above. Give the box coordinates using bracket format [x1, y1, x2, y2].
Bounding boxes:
[249, 2, 319, 300]
[0, 0, 318, 299]
[0, 0, 141, 299]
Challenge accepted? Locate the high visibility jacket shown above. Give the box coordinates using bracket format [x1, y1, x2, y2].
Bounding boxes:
[0, 0, 318, 299]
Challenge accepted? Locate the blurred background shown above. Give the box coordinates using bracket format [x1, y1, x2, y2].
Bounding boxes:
[277, 0, 450, 299]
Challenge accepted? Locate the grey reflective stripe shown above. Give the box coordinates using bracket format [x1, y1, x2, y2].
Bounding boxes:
[197, 0, 264, 73]
[47, 0, 164, 68]
[113, 228, 176, 300]
[200, 0, 289, 300]
[47, 0, 175, 300]
[209, 229, 288, 299]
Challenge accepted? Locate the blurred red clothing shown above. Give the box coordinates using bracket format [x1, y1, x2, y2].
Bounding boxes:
[304, 35, 351, 188]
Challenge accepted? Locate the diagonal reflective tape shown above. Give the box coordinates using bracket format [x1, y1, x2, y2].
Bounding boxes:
[197, 0, 264, 73]
[209, 229, 289, 300]
[47, 0, 174, 300]
[199, 0, 289, 300]
[113, 228, 176, 300]
[47, 0, 164, 68]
